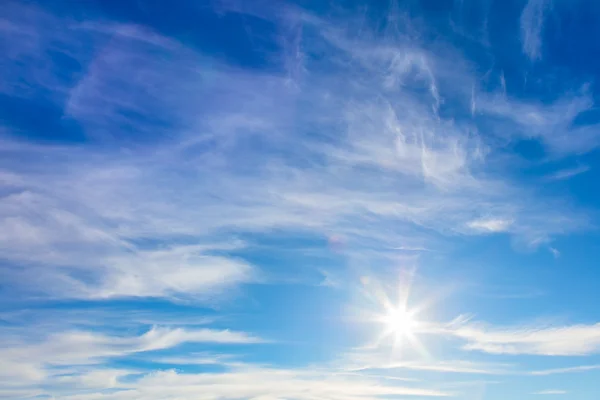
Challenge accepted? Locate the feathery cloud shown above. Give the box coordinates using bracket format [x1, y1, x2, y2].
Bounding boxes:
[533, 389, 567, 395]
[0, 326, 449, 399]
[546, 165, 591, 181]
[50, 367, 451, 400]
[520, 0, 550, 60]
[530, 364, 600, 376]
[467, 218, 513, 233]
[0, 325, 263, 390]
[0, 2, 592, 303]
[448, 320, 600, 356]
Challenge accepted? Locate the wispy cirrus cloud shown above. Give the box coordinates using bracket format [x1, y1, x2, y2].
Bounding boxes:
[530, 364, 600, 375]
[467, 217, 513, 233]
[475, 90, 600, 156]
[533, 389, 567, 395]
[546, 165, 591, 181]
[0, 325, 263, 364]
[340, 340, 515, 376]
[2, 1, 600, 398]
[447, 319, 600, 356]
[520, 0, 551, 61]
[346, 357, 513, 376]
[0, 323, 448, 399]
[0, 1, 592, 303]
[0, 325, 263, 390]
[50, 367, 451, 400]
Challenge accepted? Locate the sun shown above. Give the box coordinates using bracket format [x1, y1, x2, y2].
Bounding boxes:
[375, 304, 427, 356]
[358, 268, 432, 357]
[382, 307, 417, 337]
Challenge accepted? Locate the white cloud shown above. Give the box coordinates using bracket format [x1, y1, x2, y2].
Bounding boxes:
[520, 0, 550, 60]
[2, 2, 599, 399]
[95, 246, 255, 300]
[448, 320, 600, 356]
[55, 368, 135, 390]
[546, 165, 590, 181]
[149, 353, 238, 366]
[467, 218, 513, 233]
[0, 326, 450, 399]
[533, 389, 567, 395]
[341, 347, 513, 375]
[136, 327, 265, 350]
[476, 91, 600, 156]
[356, 360, 511, 375]
[0, 306, 217, 333]
[55, 367, 451, 400]
[0, 358, 46, 386]
[0, 2, 592, 302]
[530, 364, 600, 376]
[0, 326, 263, 389]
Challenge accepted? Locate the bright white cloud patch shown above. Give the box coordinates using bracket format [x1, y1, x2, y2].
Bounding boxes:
[467, 218, 513, 233]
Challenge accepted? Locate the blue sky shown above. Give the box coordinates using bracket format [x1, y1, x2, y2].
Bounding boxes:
[2, 0, 600, 398]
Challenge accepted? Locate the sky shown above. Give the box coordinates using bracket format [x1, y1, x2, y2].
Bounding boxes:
[2, 0, 600, 398]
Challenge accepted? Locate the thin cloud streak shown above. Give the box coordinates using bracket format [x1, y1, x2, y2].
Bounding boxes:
[530, 364, 600, 376]
[533, 389, 567, 395]
[546, 165, 591, 181]
[341, 347, 514, 376]
[476, 91, 600, 156]
[467, 217, 513, 233]
[446, 319, 600, 356]
[520, 0, 550, 61]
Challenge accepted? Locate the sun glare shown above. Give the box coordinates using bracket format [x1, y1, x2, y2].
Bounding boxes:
[359, 268, 431, 357]
[383, 308, 417, 337]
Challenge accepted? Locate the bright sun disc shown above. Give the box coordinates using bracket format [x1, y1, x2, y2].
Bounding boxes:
[383, 308, 417, 336]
